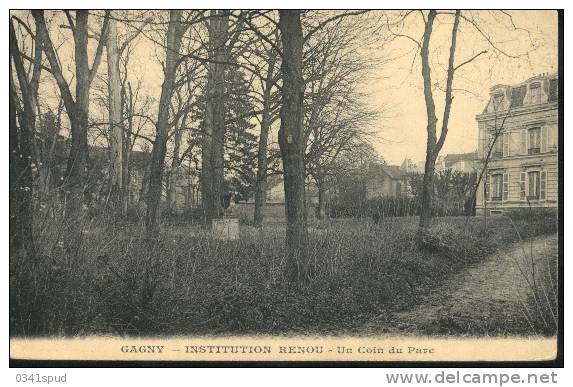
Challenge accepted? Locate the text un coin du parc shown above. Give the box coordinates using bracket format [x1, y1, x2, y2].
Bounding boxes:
[120, 344, 436, 355]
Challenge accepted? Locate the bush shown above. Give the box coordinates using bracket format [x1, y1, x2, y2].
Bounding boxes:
[10, 205, 558, 337]
[505, 208, 558, 238]
[417, 222, 496, 264]
[518, 239, 558, 336]
[368, 196, 420, 223]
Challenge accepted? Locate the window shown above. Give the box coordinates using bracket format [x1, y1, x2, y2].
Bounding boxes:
[492, 135, 503, 158]
[528, 171, 540, 200]
[530, 82, 542, 104]
[490, 174, 503, 201]
[491, 132, 509, 158]
[549, 78, 558, 102]
[396, 182, 402, 197]
[503, 133, 510, 157]
[520, 170, 548, 201]
[493, 93, 505, 111]
[528, 127, 541, 154]
[503, 173, 509, 200]
[511, 85, 527, 107]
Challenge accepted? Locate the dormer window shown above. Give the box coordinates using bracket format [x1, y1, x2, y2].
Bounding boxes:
[493, 93, 504, 111]
[549, 78, 558, 102]
[530, 82, 542, 104]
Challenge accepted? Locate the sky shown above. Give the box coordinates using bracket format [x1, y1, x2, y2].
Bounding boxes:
[366, 10, 558, 165]
[124, 10, 559, 166]
[18, 10, 558, 167]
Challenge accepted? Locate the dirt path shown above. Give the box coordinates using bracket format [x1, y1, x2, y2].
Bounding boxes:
[361, 233, 558, 335]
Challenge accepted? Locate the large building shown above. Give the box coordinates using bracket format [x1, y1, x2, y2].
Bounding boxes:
[475, 73, 558, 214]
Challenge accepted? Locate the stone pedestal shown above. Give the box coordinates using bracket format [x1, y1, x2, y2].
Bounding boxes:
[211, 217, 239, 240]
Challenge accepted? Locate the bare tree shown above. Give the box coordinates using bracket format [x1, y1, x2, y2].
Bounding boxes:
[417, 10, 462, 232]
[302, 15, 380, 218]
[201, 10, 231, 222]
[278, 10, 307, 281]
[237, 17, 282, 227]
[145, 10, 184, 235]
[9, 17, 42, 258]
[106, 12, 125, 214]
[464, 102, 514, 231]
[383, 10, 537, 235]
[32, 10, 110, 215]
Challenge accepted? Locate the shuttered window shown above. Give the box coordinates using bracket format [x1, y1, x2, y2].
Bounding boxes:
[503, 133, 510, 157]
[503, 173, 509, 201]
[520, 172, 527, 200]
[530, 82, 542, 104]
[484, 175, 490, 202]
[541, 127, 548, 153]
[528, 127, 541, 154]
[528, 171, 540, 200]
[491, 174, 503, 201]
[540, 171, 547, 200]
[493, 135, 503, 158]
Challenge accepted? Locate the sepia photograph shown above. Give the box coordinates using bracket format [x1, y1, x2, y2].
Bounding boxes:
[8, 8, 562, 365]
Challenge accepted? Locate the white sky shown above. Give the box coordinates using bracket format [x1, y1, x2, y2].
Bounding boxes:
[17, 10, 558, 166]
[122, 10, 559, 165]
[367, 10, 558, 165]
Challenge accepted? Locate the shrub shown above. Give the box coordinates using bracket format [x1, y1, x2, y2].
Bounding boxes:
[9, 205, 558, 337]
[368, 196, 419, 223]
[518, 239, 558, 336]
[417, 222, 496, 264]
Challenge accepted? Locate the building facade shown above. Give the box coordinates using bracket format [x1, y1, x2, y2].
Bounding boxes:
[444, 152, 478, 173]
[476, 73, 558, 214]
[365, 164, 409, 199]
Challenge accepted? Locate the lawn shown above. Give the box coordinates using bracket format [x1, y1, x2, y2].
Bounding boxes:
[10, 208, 558, 337]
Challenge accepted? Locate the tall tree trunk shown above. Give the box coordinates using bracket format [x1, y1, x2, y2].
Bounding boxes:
[201, 10, 229, 223]
[418, 11, 438, 231]
[166, 115, 184, 208]
[145, 10, 183, 235]
[253, 113, 270, 227]
[123, 82, 134, 206]
[418, 10, 460, 233]
[316, 179, 326, 220]
[106, 14, 125, 215]
[278, 10, 307, 282]
[253, 112, 273, 225]
[9, 22, 36, 258]
[65, 11, 91, 215]
[253, 54, 277, 227]
[33, 10, 109, 218]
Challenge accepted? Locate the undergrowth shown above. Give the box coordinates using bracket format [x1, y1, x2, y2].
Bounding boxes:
[10, 206, 558, 337]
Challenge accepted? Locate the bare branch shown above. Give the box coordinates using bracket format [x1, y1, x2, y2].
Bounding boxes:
[454, 50, 488, 71]
[88, 11, 110, 86]
[304, 10, 369, 43]
[64, 11, 76, 34]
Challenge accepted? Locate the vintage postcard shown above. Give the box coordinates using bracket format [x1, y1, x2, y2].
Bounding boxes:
[9, 9, 561, 364]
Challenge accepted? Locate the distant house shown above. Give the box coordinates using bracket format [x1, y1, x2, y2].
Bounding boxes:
[475, 73, 558, 214]
[400, 158, 420, 173]
[444, 152, 478, 173]
[127, 150, 199, 209]
[365, 164, 409, 199]
[435, 155, 447, 172]
[417, 156, 446, 173]
[266, 178, 286, 204]
[47, 143, 196, 210]
[126, 149, 151, 204]
[259, 178, 321, 205]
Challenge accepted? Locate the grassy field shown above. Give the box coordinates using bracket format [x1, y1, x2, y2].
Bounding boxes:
[10, 207, 558, 337]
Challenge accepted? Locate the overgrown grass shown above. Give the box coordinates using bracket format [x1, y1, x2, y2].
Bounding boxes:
[10, 205, 558, 337]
